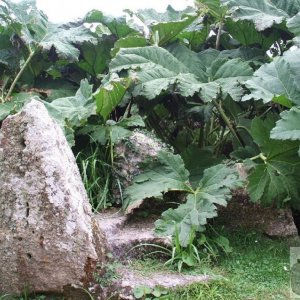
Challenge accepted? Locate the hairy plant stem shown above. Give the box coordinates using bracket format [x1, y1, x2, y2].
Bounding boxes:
[4, 49, 35, 102]
[0, 77, 10, 103]
[212, 99, 244, 147]
[198, 125, 204, 147]
[216, 21, 223, 50]
[109, 131, 114, 166]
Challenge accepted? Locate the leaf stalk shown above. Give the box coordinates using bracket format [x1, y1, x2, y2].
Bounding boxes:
[216, 21, 223, 50]
[4, 49, 35, 102]
[212, 99, 243, 147]
[250, 153, 267, 162]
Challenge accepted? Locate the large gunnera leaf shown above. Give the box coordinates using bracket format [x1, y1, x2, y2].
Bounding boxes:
[126, 5, 198, 46]
[196, 0, 228, 19]
[222, 0, 290, 31]
[111, 35, 148, 57]
[84, 9, 139, 38]
[155, 196, 217, 247]
[93, 75, 130, 121]
[0, 92, 39, 120]
[155, 164, 242, 246]
[43, 79, 95, 145]
[168, 45, 253, 101]
[0, 103, 13, 121]
[110, 44, 252, 101]
[182, 145, 222, 187]
[78, 38, 115, 76]
[247, 117, 300, 208]
[287, 13, 300, 36]
[224, 19, 280, 50]
[287, 12, 300, 46]
[44, 79, 94, 127]
[0, 0, 97, 61]
[123, 151, 193, 214]
[270, 107, 300, 156]
[38, 25, 97, 61]
[110, 45, 197, 100]
[270, 0, 300, 17]
[271, 107, 300, 141]
[242, 49, 300, 105]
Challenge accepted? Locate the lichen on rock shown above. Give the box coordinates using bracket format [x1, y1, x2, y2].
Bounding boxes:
[0, 99, 106, 296]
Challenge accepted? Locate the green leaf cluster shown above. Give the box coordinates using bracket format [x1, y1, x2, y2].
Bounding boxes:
[247, 117, 300, 208]
[124, 150, 242, 246]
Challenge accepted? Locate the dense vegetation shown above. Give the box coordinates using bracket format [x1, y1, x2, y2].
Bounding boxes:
[1, 0, 300, 293]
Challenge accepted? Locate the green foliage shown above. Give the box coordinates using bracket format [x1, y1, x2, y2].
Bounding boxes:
[84, 9, 139, 38]
[94, 260, 120, 288]
[181, 146, 222, 187]
[0, 0, 97, 102]
[44, 79, 94, 126]
[123, 147, 241, 252]
[79, 115, 145, 145]
[110, 45, 197, 99]
[154, 164, 242, 246]
[271, 0, 300, 16]
[94, 75, 130, 120]
[247, 116, 300, 208]
[127, 228, 289, 299]
[271, 107, 300, 141]
[224, 19, 279, 50]
[110, 43, 253, 101]
[78, 38, 114, 76]
[156, 198, 217, 247]
[224, 0, 290, 31]
[197, 0, 228, 19]
[133, 285, 168, 300]
[0, 92, 38, 120]
[111, 35, 148, 57]
[243, 49, 300, 104]
[126, 5, 199, 46]
[124, 151, 192, 213]
[198, 230, 232, 260]
[0, 4, 109, 110]
[287, 12, 300, 45]
[43, 79, 95, 145]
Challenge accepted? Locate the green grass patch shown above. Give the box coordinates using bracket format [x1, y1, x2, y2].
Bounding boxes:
[76, 144, 114, 211]
[129, 229, 292, 300]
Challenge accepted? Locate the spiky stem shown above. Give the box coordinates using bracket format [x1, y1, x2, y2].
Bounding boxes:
[213, 99, 244, 147]
[4, 49, 35, 102]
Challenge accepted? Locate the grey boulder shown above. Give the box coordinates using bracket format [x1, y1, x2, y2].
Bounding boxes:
[0, 100, 106, 295]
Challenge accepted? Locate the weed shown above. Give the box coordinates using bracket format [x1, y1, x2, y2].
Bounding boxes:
[94, 260, 121, 288]
[133, 285, 169, 299]
[165, 228, 201, 272]
[130, 227, 232, 273]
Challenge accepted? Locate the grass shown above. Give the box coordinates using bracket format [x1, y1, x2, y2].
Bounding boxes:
[76, 144, 114, 211]
[128, 228, 293, 300]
